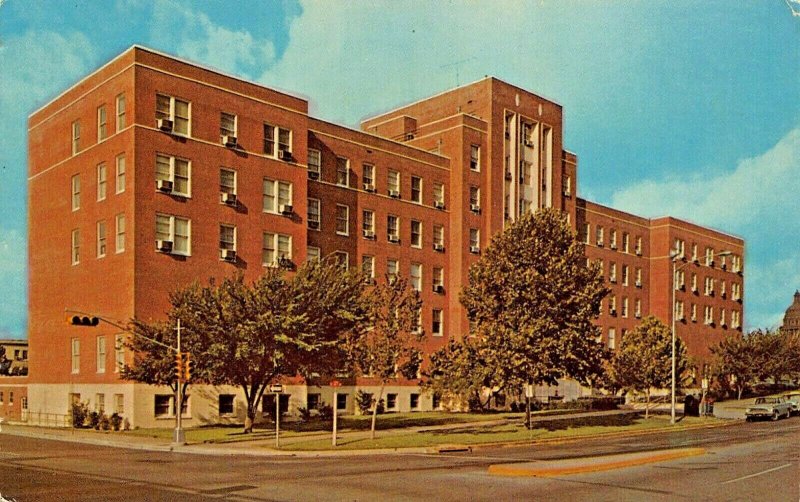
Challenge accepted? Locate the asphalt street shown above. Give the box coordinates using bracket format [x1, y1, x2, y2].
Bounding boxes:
[1, 418, 798, 501]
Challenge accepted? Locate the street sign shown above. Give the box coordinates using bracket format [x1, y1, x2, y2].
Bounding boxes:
[701, 378, 709, 391]
[269, 384, 284, 393]
[525, 384, 534, 398]
[330, 380, 342, 388]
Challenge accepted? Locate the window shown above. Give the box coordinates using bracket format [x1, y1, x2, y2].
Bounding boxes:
[97, 105, 107, 142]
[635, 298, 642, 318]
[307, 393, 321, 410]
[469, 229, 480, 252]
[411, 176, 422, 203]
[95, 394, 105, 412]
[622, 233, 629, 253]
[433, 267, 444, 291]
[335, 204, 349, 236]
[432, 309, 443, 336]
[96, 336, 106, 373]
[721, 280, 727, 298]
[262, 232, 292, 266]
[362, 209, 375, 235]
[433, 182, 445, 207]
[307, 246, 320, 263]
[732, 255, 743, 273]
[154, 395, 172, 418]
[691, 273, 698, 292]
[0, 392, 3, 404]
[308, 198, 321, 230]
[362, 163, 375, 189]
[336, 393, 347, 410]
[622, 265, 629, 286]
[387, 215, 399, 242]
[609, 262, 617, 283]
[705, 247, 714, 266]
[410, 263, 422, 291]
[262, 179, 292, 213]
[114, 394, 124, 414]
[334, 251, 349, 270]
[732, 310, 741, 329]
[470, 144, 480, 171]
[691, 303, 698, 322]
[596, 226, 604, 246]
[155, 154, 191, 197]
[71, 229, 80, 265]
[219, 395, 235, 415]
[608, 328, 616, 349]
[469, 186, 480, 211]
[115, 334, 124, 372]
[609, 295, 617, 314]
[410, 220, 422, 248]
[220, 168, 236, 201]
[704, 277, 715, 296]
[720, 308, 727, 327]
[115, 213, 125, 253]
[308, 149, 321, 178]
[563, 175, 572, 196]
[21, 397, 28, 411]
[71, 120, 80, 155]
[220, 112, 237, 141]
[115, 154, 126, 194]
[610, 230, 618, 249]
[674, 300, 684, 320]
[675, 270, 685, 290]
[387, 259, 399, 279]
[155, 214, 191, 255]
[388, 170, 400, 196]
[732, 282, 741, 301]
[704, 305, 714, 325]
[71, 338, 80, 373]
[584, 223, 591, 244]
[362, 255, 375, 279]
[386, 393, 397, 410]
[336, 157, 350, 187]
[95, 163, 107, 201]
[71, 174, 81, 211]
[635, 267, 642, 287]
[433, 225, 444, 250]
[96, 221, 107, 258]
[116, 94, 126, 131]
[674, 238, 685, 258]
[156, 94, 190, 135]
[691, 243, 698, 262]
[264, 124, 292, 158]
[220, 224, 236, 257]
[598, 259, 604, 277]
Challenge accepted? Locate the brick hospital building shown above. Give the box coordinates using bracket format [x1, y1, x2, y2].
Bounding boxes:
[17, 46, 745, 427]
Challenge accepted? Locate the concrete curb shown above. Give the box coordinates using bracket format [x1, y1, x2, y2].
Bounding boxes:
[487, 447, 706, 477]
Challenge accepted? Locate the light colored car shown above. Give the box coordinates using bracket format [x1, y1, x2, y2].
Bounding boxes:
[745, 396, 794, 421]
[784, 393, 800, 415]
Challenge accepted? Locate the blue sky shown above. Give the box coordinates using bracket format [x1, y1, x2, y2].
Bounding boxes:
[0, 0, 798, 338]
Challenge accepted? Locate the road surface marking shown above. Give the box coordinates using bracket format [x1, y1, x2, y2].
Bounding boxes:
[721, 463, 793, 484]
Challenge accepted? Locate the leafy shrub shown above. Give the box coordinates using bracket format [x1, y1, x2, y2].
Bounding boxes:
[98, 413, 111, 431]
[318, 403, 334, 421]
[297, 407, 312, 421]
[110, 413, 123, 431]
[88, 411, 101, 430]
[71, 401, 89, 428]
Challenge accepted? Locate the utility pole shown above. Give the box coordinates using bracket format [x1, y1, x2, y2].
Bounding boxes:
[174, 319, 185, 445]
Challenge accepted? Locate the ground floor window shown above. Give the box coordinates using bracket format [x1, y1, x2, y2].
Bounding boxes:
[154, 395, 171, 417]
[410, 393, 419, 410]
[263, 394, 290, 417]
[386, 393, 397, 410]
[307, 393, 321, 410]
[336, 393, 347, 410]
[219, 394, 235, 416]
[21, 396, 28, 410]
[432, 393, 441, 410]
[114, 394, 124, 414]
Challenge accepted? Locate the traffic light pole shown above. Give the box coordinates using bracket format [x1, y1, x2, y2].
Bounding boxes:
[174, 319, 185, 445]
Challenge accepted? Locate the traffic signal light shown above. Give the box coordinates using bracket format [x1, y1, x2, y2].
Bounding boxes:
[183, 353, 191, 381]
[175, 351, 184, 381]
[67, 315, 99, 327]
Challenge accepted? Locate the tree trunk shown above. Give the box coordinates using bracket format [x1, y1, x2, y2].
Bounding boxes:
[370, 384, 385, 440]
[244, 412, 254, 434]
[645, 390, 650, 419]
[737, 386, 744, 401]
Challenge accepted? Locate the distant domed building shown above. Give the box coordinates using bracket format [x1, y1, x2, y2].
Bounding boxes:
[782, 291, 800, 336]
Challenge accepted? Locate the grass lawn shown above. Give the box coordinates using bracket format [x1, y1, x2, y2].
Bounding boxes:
[278, 415, 723, 451]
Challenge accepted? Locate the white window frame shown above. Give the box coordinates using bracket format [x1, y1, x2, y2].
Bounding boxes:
[96, 336, 106, 373]
[71, 229, 80, 265]
[220, 112, 237, 141]
[97, 163, 107, 201]
[363, 163, 375, 188]
[115, 334, 125, 372]
[155, 154, 192, 197]
[307, 246, 321, 263]
[262, 232, 292, 266]
[336, 157, 350, 187]
[115, 213, 125, 253]
[432, 309, 444, 336]
[433, 225, 444, 248]
[116, 93, 126, 131]
[387, 215, 399, 242]
[71, 338, 80, 374]
[262, 178, 293, 213]
[334, 251, 349, 270]
[156, 93, 191, 136]
[308, 148, 321, 178]
[388, 170, 400, 196]
[72, 120, 80, 155]
[433, 182, 445, 207]
[335, 204, 350, 236]
[220, 168, 237, 198]
[308, 198, 321, 230]
[71, 174, 80, 211]
[155, 214, 191, 256]
[362, 255, 375, 279]
[410, 263, 422, 291]
[219, 224, 237, 256]
[410, 176, 422, 204]
[470, 144, 480, 171]
[115, 154, 126, 194]
[97, 105, 107, 142]
[433, 267, 444, 289]
[263, 123, 292, 158]
[469, 228, 480, 251]
[97, 220, 107, 258]
[410, 220, 422, 248]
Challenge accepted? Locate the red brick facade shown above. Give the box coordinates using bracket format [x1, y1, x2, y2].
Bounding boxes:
[24, 46, 745, 423]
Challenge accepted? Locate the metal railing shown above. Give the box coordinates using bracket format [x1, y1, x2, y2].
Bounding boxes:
[20, 410, 72, 428]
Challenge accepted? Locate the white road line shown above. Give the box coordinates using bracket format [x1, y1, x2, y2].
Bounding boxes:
[721, 463, 793, 484]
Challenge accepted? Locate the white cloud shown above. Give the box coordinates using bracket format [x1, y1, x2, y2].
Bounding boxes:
[148, 0, 275, 79]
[610, 126, 800, 330]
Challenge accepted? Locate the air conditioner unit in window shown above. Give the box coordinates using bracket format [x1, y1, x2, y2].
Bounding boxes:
[156, 179, 173, 192]
[277, 256, 294, 270]
[470, 204, 481, 213]
[635, 249, 642, 256]
[692, 286, 699, 293]
[505, 171, 512, 180]
[388, 234, 400, 243]
[609, 277, 617, 283]
[434, 200, 445, 210]
[597, 240, 604, 247]
[308, 171, 319, 180]
[721, 263, 727, 270]
[693, 258, 699, 264]
[389, 189, 400, 198]
[610, 243, 617, 250]
[708, 259, 715, 267]
[308, 221, 319, 230]
[433, 243, 444, 252]
[635, 313, 642, 319]
[523, 139, 534, 147]
[222, 135, 238, 148]
[157, 118, 173, 132]
[363, 183, 375, 192]
[563, 189, 571, 197]
[635, 281, 642, 288]
[364, 277, 376, 285]
[220, 249, 237, 261]
[280, 204, 293, 215]
[363, 229, 375, 239]
[470, 245, 480, 254]
[609, 309, 617, 316]
[156, 240, 173, 253]
[433, 285, 444, 294]
[221, 192, 237, 205]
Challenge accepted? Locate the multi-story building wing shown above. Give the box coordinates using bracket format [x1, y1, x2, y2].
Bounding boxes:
[19, 46, 745, 427]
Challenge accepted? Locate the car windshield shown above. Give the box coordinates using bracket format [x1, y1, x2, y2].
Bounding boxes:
[755, 398, 777, 404]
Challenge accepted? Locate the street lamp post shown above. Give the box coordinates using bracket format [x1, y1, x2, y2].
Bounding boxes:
[670, 249, 731, 425]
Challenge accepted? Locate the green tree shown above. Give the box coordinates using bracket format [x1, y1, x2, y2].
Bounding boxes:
[423, 337, 498, 411]
[609, 316, 688, 418]
[126, 258, 367, 433]
[459, 208, 609, 397]
[345, 276, 423, 439]
[710, 333, 758, 400]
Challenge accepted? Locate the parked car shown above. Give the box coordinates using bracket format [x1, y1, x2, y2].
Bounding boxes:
[784, 393, 800, 415]
[745, 396, 794, 421]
